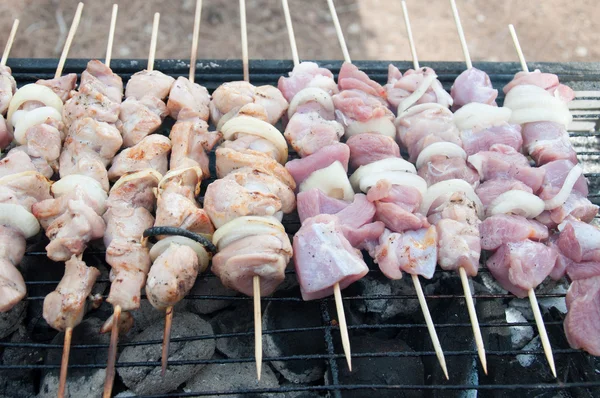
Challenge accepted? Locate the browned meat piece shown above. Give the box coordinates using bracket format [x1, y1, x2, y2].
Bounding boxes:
[24, 123, 62, 168]
[0, 65, 16, 115]
[119, 95, 168, 147]
[146, 243, 199, 311]
[63, 82, 120, 128]
[104, 169, 161, 212]
[0, 225, 26, 312]
[125, 70, 175, 100]
[0, 115, 10, 150]
[80, 60, 123, 103]
[0, 150, 37, 177]
[169, 110, 222, 176]
[108, 135, 172, 181]
[7, 146, 54, 178]
[220, 134, 280, 162]
[43, 255, 101, 331]
[106, 241, 151, 311]
[36, 73, 77, 103]
[103, 205, 155, 249]
[0, 171, 52, 212]
[204, 166, 296, 228]
[167, 76, 210, 121]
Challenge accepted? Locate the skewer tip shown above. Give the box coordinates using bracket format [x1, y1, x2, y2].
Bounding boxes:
[333, 283, 352, 372]
[253, 276, 263, 380]
[458, 267, 488, 375]
[528, 289, 557, 378]
[161, 306, 174, 377]
[103, 305, 121, 398]
[58, 327, 73, 398]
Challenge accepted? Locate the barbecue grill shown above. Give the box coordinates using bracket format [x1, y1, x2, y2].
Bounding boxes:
[1, 58, 599, 397]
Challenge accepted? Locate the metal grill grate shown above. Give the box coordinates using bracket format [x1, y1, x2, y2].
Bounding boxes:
[1, 59, 600, 397]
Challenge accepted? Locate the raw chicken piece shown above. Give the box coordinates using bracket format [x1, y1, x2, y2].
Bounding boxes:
[450, 67, 498, 111]
[169, 109, 222, 176]
[487, 240, 558, 298]
[564, 276, 600, 356]
[346, 133, 400, 170]
[284, 112, 344, 157]
[297, 189, 349, 223]
[285, 142, 349, 187]
[215, 147, 296, 189]
[146, 244, 199, 310]
[522, 121, 577, 165]
[460, 123, 523, 156]
[503, 69, 575, 102]
[210, 81, 288, 126]
[0, 65, 16, 115]
[538, 159, 588, 200]
[0, 115, 10, 150]
[468, 144, 545, 192]
[125, 69, 175, 100]
[277, 61, 338, 101]
[80, 59, 123, 103]
[108, 135, 172, 181]
[557, 219, 600, 263]
[0, 149, 37, 177]
[43, 255, 100, 330]
[293, 214, 369, 300]
[396, 104, 461, 162]
[476, 178, 532, 211]
[548, 193, 598, 225]
[36, 73, 77, 102]
[167, 76, 211, 120]
[367, 180, 428, 233]
[63, 82, 121, 128]
[119, 95, 168, 147]
[332, 89, 395, 136]
[375, 226, 438, 279]
[480, 214, 548, 251]
[385, 65, 453, 112]
[0, 225, 26, 312]
[338, 62, 385, 98]
[418, 156, 479, 187]
[213, 229, 292, 296]
[0, 171, 52, 211]
[204, 166, 296, 228]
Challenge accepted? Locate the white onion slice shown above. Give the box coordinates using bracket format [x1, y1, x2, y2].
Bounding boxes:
[397, 102, 450, 120]
[544, 165, 583, 210]
[288, 87, 334, 118]
[504, 84, 572, 127]
[466, 153, 485, 179]
[12, 106, 63, 145]
[221, 115, 288, 164]
[350, 157, 416, 191]
[149, 236, 210, 273]
[52, 175, 108, 213]
[487, 191, 545, 218]
[397, 73, 437, 114]
[453, 103, 512, 131]
[212, 215, 284, 250]
[510, 107, 572, 128]
[157, 166, 201, 193]
[344, 117, 395, 138]
[358, 171, 427, 196]
[7, 84, 63, 127]
[0, 203, 40, 238]
[415, 142, 467, 169]
[299, 161, 354, 201]
[420, 179, 484, 218]
[113, 168, 163, 192]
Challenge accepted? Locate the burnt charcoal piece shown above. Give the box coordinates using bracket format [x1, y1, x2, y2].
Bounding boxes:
[38, 317, 110, 398]
[117, 311, 215, 396]
[263, 298, 326, 383]
[210, 303, 254, 359]
[186, 276, 238, 315]
[0, 326, 41, 398]
[185, 353, 279, 397]
[0, 299, 26, 339]
[334, 333, 424, 398]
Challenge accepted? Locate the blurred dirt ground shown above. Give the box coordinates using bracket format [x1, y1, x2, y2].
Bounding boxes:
[0, 0, 598, 64]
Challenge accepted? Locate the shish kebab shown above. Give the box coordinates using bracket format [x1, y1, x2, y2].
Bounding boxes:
[142, 0, 220, 376]
[101, 13, 176, 398]
[503, 25, 600, 359]
[0, 4, 84, 315]
[203, 0, 295, 379]
[0, 19, 19, 151]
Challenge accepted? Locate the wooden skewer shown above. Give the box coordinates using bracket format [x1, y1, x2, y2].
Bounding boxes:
[327, 0, 351, 64]
[449, 0, 472, 69]
[57, 327, 73, 398]
[508, 24, 530, 73]
[189, 0, 203, 83]
[105, 4, 118, 68]
[412, 274, 449, 379]
[239, 0, 262, 379]
[1, 19, 19, 67]
[459, 267, 487, 374]
[447, 0, 488, 373]
[507, 25, 557, 378]
[161, 306, 174, 376]
[400, 1, 419, 69]
[281, 0, 299, 67]
[148, 13, 160, 72]
[55, 2, 84, 79]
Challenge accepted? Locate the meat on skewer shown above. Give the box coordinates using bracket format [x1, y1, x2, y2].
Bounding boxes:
[0, 20, 19, 151]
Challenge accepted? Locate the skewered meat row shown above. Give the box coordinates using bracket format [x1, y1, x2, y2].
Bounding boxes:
[0, 65, 16, 149]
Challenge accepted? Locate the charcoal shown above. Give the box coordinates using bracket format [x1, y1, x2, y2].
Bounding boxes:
[505, 307, 534, 349]
[0, 326, 41, 398]
[117, 311, 215, 395]
[0, 299, 26, 339]
[126, 297, 188, 337]
[184, 354, 279, 397]
[186, 276, 238, 315]
[263, 298, 325, 383]
[38, 317, 110, 398]
[210, 303, 254, 359]
[332, 333, 424, 398]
